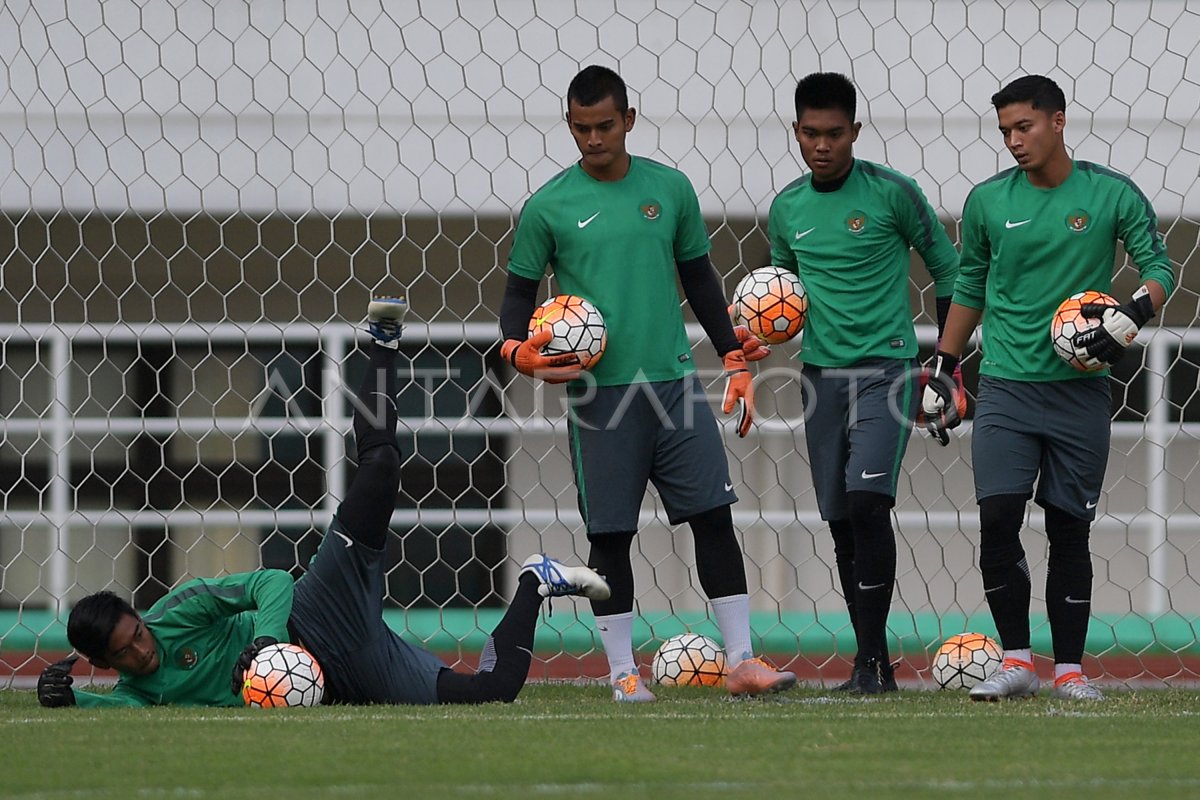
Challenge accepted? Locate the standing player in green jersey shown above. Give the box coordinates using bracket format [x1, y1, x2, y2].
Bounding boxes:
[766, 72, 960, 694]
[36, 299, 611, 709]
[499, 65, 796, 702]
[924, 75, 1175, 701]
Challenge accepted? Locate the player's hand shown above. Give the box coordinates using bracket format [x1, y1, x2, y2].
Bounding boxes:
[733, 325, 770, 362]
[1073, 291, 1155, 367]
[37, 655, 79, 708]
[921, 351, 964, 446]
[500, 330, 583, 384]
[722, 350, 754, 438]
[231, 636, 278, 695]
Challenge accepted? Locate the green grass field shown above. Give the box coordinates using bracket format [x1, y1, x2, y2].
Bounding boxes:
[3, 684, 1199, 799]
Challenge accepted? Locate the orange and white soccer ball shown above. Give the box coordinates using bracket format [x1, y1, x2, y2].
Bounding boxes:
[1050, 290, 1118, 371]
[931, 632, 1003, 690]
[528, 294, 607, 370]
[733, 266, 807, 344]
[242, 643, 325, 708]
[651, 633, 727, 687]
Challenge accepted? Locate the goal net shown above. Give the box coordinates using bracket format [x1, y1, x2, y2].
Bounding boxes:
[2, 0, 1198, 688]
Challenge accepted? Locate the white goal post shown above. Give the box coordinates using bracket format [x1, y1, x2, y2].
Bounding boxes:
[2, 0, 1198, 687]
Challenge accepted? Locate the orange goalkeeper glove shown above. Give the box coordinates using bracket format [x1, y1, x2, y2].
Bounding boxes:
[500, 329, 583, 384]
[722, 350, 754, 438]
[734, 325, 770, 362]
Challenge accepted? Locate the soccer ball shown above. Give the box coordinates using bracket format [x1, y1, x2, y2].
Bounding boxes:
[651, 633, 727, 687]
[1050, 290, 1118, 371]
[528, 294, 607, 370]
[733, 266, 807, 344]
[242, 643, 325, 708]
[931, 632, 1003, 690]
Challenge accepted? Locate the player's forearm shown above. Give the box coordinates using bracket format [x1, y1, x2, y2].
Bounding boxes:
[677, 254, 739, 356]
[499, 272, 540, 341]
[936, 303, 983, 358]
[246, 569, 295, 642]
[1142, 279, 1168, 313]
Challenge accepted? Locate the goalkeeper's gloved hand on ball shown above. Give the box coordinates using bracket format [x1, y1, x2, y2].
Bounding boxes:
[722, 350, 755, 438]
[733, 325, 770, 362]
[1072, 288, 1154, 368]
[231, 636, 279, 695]
[500, 330, 583, 384]
[921, 351, 965, 447]
[37, 655, 79, 708]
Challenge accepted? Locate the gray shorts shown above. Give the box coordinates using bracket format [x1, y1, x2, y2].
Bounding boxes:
[566, 374, 737, 534]
[972, 375, 1111, 521]
[289, 519, 447, 705]
[800, 359, 918, 521]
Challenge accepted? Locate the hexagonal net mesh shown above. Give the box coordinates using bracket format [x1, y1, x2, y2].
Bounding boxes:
[2, 1, 1198, 689]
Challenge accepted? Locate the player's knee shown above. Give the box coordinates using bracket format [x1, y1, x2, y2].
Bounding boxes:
[979, 493, 1028, 567]
[828, 518, 854, 560]
[1044, 503, 1091, 562]
[846, 491, 893, 532]
[359, 442, 401, 492]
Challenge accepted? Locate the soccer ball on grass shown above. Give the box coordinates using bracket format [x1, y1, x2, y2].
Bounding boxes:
[931, 632, 1002, 690]
[651, 633, 727, 687]
[242, 643, 325, 708]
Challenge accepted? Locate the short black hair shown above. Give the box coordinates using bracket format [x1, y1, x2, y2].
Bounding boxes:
[567, 65, 628, 113]
[991, 75, 1066, 114]
[794, 72, 857, 122]
[67, 591, 137, 660]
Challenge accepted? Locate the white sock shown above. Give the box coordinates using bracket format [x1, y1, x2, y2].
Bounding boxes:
[1055, 662, 1083, 680]
[1004, 648, 1033, 665]
[709, 594, 752, 666]
[594, 612, 637, 682]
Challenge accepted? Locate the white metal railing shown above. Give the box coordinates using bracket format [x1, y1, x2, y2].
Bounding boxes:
[2, 321, 1197, 614]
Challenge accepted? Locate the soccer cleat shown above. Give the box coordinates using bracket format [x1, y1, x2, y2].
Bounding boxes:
[367, 296, 408, 348]
[969, 657, 1040, 701]
[1052, 672, 1105, 701]
[725, 656, 798, 696]
[519, 554, 611, 601]
[612, 670, 656, 703]
[835, 658, 898, 694]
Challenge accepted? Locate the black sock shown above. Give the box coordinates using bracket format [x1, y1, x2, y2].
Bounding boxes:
[828, 518, 857, 633]
[333, 344, 401, 549]
[435, 574, 542, 704]
[979, 494, 1033, 651]
[846, 492, 896, 664]
[587, 532, 635, 617]
[688, 505, 748, 598]
[1044, 504, 1093, 664]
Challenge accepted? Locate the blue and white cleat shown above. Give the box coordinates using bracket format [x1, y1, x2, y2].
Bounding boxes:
[519, 554, 611, 601]
[367, 297, 408, 349]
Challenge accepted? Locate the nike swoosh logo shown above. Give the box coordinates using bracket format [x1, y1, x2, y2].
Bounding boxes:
[984, 584, 1008, 594]
[861, 470, 888, 480]
[724, 482, 734, 492]
[1064, 596, 1090, 604]
[1085, 500, 1098, 509]
[858, 581, 887, 591]
[369, 391, 398, 412]
[1005, 219, 1032, 229]
[577, 212, 600, 228]
[794, 227, 816, 239]
[333, 530, 354, 548]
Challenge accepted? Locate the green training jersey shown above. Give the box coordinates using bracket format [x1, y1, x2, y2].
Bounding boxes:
[507, 156, 712, 386]
[72, 570, 294, 708]
[954, 161, 1175, 382]
[767, 159, 959, 367]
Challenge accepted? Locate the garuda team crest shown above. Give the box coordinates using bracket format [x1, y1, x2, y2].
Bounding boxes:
[1066, 209, 1090, 232]
[846, 210, 867, 233]
[640, 200, 661, 220]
